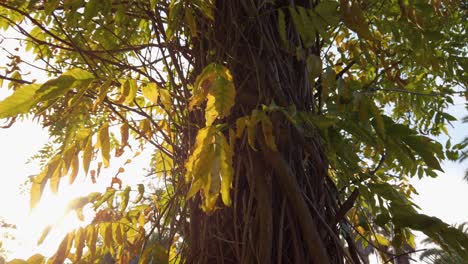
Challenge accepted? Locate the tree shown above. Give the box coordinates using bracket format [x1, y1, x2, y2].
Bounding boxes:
[0, 0, 467, 263]
[419, 223, 468, 264]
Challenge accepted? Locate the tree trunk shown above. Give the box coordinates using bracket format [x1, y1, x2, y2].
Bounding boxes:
[185, 1, 353, 263]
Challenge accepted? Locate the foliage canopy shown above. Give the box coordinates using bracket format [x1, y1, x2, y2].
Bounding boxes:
[0, 0, 467, 263]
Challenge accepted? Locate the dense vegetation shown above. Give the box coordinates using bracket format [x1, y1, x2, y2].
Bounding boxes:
[0, 0, 467, 263]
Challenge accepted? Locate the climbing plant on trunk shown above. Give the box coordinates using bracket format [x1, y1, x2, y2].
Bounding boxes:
[0, 0, 467, 263]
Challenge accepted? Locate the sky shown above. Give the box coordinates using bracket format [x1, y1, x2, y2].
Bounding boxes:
[0, 26, 467, 263]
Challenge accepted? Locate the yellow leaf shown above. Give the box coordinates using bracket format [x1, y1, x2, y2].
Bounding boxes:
[189, 64, 219, 110]
[30, 179, 45, 210]
[115, 79, 130, 104]
[51, 233, 70, 264]
[141, 82, 159, 104]
[112, 223, 124, 245]
[135, 184, 144, 203]
[98, 122, 110, 168]
[37, 225, 52, 245]
[204, 74, 236, 126]
[203, 150, 221, 212]
[235, 116, 248, 138]
[68, 154, 79, 184]
[61, 145, 75, 176]
[375, 234, 390, 247]
[92, 79, 112, 112]
[26, 254, 45, 264]
[86, 225, 98, 256]
[159, 88, 172, 111]
[49, 161, 63, 193]
[82, 135, 93, 175]
[139, 119, 152, 139]
[138, 211, 145, 227]
[120, 121, 129, 147]
[124, 79, 138, 105]
[120, 186, 131, 212]
[185, 126, 216, 181]
[74, 227, 85, 262]
[101, 223, 113, 248]
[217, 133, 234, 207]
[261, 115, 278, 151]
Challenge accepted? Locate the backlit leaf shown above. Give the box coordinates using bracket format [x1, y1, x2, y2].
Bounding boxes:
[141, 82, 159, 104]
[98, 122, 110, 168]
[0, 84, 40, 118]
[37, 225, 52, 245]
[120, 186, 131, 212]
[82, 135, 93, 176]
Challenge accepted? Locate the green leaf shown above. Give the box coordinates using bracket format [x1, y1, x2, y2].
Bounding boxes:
[403, 136, 443, 171]
[0, 84, 40, 118]
[278, 9, 287, 44]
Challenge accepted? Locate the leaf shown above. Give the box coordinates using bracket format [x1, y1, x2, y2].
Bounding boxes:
[0, 84, 40, 118]
[74, 228, 85, 261]
[159, 88, 172, 111]
[218, 133, 234, 207]
[98, 122, 110, 168]
[261, 115, 278, 151]
[278, 9, 287, 44]
[314, 1, 340, 26]
[92, 79, 112, 112]
[189, 63, 235, 125]
[306, 54, 322, 81]
[44, 0, 60, 15]
[375, 234, 391, 247]
[68, 154, 79, 184]
[49, 233, 70, 264]
[62, 68, 94, 80]
[112, 223, 124, 244]
[141, 82, 159, 104]
[94, 187, 116, 209]
[235, 116, 248, 138]
[124, 79, 138, 105]
[120, 186, 131, 212]
[135, 184, 145, 203]
[184, 8, 197, 37]
[26, 254, 45, 264]
[82, 135, 93, 176]
[6, 260, 28, 264]
[86, 225, 97, 256]
[403, 136, 443, 171]
[138, 211, 146, 227]
[116, 80, 130, 104]
[37, 225, 52, 245]
[139, 244, 168, 264]
[185, 126, 216, 181]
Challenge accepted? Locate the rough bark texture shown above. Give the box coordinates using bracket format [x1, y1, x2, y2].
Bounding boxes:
[185, 1, 351, 263]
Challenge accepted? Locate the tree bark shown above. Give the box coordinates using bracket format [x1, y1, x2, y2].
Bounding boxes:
[185, 1, 351, 263]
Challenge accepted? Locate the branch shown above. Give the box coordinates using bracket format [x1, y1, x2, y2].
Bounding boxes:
[334, 188, 359, 224]
[336, 60, 356, 79]
[259, 138, 331, 264]
[0, 74, 33, 84]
